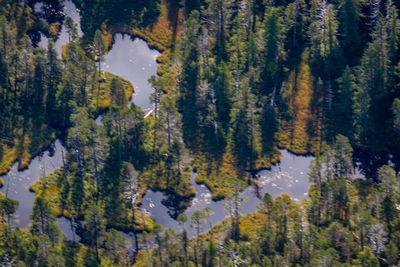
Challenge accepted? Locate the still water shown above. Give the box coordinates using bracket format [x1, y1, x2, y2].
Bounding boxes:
[1, 0, 159, 240]
[103, 34, 160, 113]
[37, 0, 82, 56]
[142, 150, 313, 237]
[2, 0, 379, 243]
[0, 140, 78, 239]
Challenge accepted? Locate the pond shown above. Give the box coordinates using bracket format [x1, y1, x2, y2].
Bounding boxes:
[141, 149, 314, 237]
[0, 140, 78, 240]
[103, 34, 160, 113]
[37, 1, 160, 113]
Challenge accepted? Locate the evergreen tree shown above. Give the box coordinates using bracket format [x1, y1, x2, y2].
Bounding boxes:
[46, 40, 61, 117]
[32, 48, 47, 107]
[64, 16, 78, 42]
[110, 77, 127, 107]
[84, 205, 106, 258]
[260, 7, 283, 102]
[339, 0, 362, 66]
[93, 30, 105, 107]
[334, 135, 353, 178]
[31, 196, 56, 235]
[0, 196, 18, 224]
[335, 66, 356, 138]
[213, 61, 233, 137]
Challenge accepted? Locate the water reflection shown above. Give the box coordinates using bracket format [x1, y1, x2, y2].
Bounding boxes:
[37, 0, 82, 56]
[7, 0, 160, 240]
[142, 149, 313, 237]
[353, 147, 400, 180]
[0, 140, 65, 228]
[14, 0, 400, 243]
[103, 34, 160, 113]
[57, 217, 81, 242]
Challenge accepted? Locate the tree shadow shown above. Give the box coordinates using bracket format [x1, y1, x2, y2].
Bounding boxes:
[162, 193, 193, 219]
[166, 0, 180, 51]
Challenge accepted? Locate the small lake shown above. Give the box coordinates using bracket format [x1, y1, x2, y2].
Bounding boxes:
[37, 1, 160, 113]
[0, 140, 64, 228]
[103, 34, 160, 113]
[142, 150, 313, 237]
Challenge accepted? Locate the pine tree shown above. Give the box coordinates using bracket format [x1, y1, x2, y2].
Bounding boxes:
[93, 30, 105, 107]
[179, 43, 200, 145]
[84, 205, 106, 258]
[335, 66, 356, 138]
[110, 77, 127, 107]
[339, 0, 362, 66]
[333, 135, 353, 178]
[213, 61, 233, 136]
[32, 48, 47, 107]
[64, 16, 78, 42]
[31, 196, 56, 235]
[46, 40, 61, 117]
[355, 18, 389, 146]
[260, 7, 283, 101]
[232, 87, 253, 168]
[0, 196, 18, 224]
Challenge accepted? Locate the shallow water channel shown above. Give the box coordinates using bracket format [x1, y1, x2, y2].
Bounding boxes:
[142, 150, 313, 237]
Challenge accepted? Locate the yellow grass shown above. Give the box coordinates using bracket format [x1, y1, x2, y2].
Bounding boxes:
[277, 52, 323, 155]
[101, 0, 183, 94]
[0, 123, 56, 175]
[91, 71, 134, 110]
[30, 168, 154, 232]
[192, 140, 280, 200]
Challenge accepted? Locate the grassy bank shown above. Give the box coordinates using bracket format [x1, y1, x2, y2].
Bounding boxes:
[29, 169, 155, 233]
[0, 72, 133, 177]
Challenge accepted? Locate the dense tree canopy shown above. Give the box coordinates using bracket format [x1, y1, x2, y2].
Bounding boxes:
[0, 0, 400, 266]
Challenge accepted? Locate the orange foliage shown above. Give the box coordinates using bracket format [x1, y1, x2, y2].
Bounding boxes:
[278, 52, 323, 154]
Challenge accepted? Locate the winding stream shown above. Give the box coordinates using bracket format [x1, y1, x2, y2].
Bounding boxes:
[142, 150, 313, 237]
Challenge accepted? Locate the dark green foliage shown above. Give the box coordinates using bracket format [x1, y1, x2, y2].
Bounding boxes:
[179, 43, 200, 146]
[260, 103, 277, 154]
[75, 0, 161, 40]
[31, 196, 56, 235]
[83, 205, 106, 254]
[259, 8, 283, 97]
[333, 66, 356, 138]
[185, 0, 201, 14]
[232, 90, 253, 169]
[1, 0, 400, 266]
[339, 0, 363, 66]
[0, 196, 18, 224]
[110, 77, 128, 107]
[213, 61, 233, 136]
[32, 47, 47, 107]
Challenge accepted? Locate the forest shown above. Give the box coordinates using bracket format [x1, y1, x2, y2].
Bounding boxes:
[0, 0, 399, 266]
